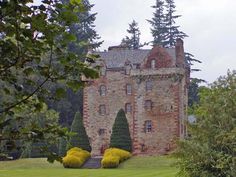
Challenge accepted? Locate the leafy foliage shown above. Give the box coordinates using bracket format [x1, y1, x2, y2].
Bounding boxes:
[68, 112, 91, 152]
[176, 70, 236, 177]
[0, 0, 99, 161]
[47, 0, 102, 127]
[110, 109, 132, 152]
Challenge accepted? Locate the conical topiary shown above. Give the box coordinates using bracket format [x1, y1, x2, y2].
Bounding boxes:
[69, 112, 91, 152]
[110, 109, 132, 152]
[58, 137, 67, 156]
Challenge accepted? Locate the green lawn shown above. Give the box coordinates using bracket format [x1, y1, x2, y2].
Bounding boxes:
[0, 156, 178, 177]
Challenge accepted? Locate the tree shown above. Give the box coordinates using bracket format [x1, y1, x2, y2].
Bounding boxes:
[48, 0, 102, 127]
[121, 20, 143, 49]
[110, 109, 132, 152]
[164, 0, 187, 47]
[66, 0, 102, 55]
[175, 70, 236, 177]
[188, 78, 203, 107]
[69, 112, 91, 152]
[0, 0, 98, 161]
[147, 0, 167, 46]
[58, 137, 67, 156]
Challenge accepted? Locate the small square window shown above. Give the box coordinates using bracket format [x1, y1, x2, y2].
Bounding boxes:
[126, 84, 132, 95]
[99, 105, 106, 115]
[98, 129, 105, 136]
[125, 103, 132, 113]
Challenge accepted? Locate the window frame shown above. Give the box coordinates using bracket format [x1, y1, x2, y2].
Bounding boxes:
[99, 104, 106, 115]
[151, 59, 156, 69]
[125, 103, 132, 113]
[100, 85, 106, 96]
[145, 120, 152, 133]
[146, 80, 153, 91]
[145, 100, 152, 110]
[126, 84, 132, 95]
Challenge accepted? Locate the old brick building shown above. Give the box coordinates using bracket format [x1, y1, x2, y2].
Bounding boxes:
[83, 39, 189, 156]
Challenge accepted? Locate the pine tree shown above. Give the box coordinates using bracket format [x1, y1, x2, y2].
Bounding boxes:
[69, 112, 91, 152]
[110, 109, 132, 152]
[147, 0, 167, 46]
[164, 0, 187, 47]
[121, 20, 142, 49]
[66, 0, 102, 55]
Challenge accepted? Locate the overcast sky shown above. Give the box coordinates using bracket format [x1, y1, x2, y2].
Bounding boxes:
[90, 0, 236, 84]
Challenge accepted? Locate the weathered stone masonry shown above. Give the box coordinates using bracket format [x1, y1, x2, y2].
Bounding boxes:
[83, 39, 189, 156]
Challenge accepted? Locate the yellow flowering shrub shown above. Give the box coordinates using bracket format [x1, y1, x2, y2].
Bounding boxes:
[62, 147, 91, 168]
[104, 148, 131, 162]
[101, 155, 120, 168]
[101, 148, 132, 168]
[62, 155, 83, 168]
[67, 147, 83, 154]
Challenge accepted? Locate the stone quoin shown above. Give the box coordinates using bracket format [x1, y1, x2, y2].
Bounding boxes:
[83, 39, 189, 156]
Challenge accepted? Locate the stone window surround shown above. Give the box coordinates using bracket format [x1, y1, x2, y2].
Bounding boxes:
[146, 80, 153, 91]
[99, 85, 106, 96]
[98, 129, 106, 136]
[126, 84, 132, 95]
[125, 103, 132, 113]
[144, 100, 153, 110]
[151, 59, 156, 69]
[99, 104, 106, 115]
[145, 120, 152, 133]
[100, 67, 106, 76]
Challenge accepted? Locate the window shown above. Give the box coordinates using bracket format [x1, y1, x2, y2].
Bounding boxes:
[100, 85, 106, 96]
[125, 103, 132, 113]
[126, 84, 132, 95]
[125, 66, 130, 75]
[145, 100, 152, 110]
[145, 120, 152, 132]
[100, 68, 106, 76]
[151, 59, 156, 69]
[98, 129, 105, 136]
[99, 105, 106, 115]
[146, 80, 153, 91]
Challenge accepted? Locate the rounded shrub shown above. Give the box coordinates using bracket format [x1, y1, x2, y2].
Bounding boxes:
[104, 148, 131, 162]
[101, 155, 120, 168]
[63, 155, 83, 168]
[62, 147, 91, 168]
[101, 148, 132, 168]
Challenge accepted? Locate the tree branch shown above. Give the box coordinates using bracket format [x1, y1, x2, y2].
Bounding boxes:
[0, 76, 50, 114]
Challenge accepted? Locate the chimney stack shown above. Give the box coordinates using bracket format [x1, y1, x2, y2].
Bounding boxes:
[175, 39, 185, 68]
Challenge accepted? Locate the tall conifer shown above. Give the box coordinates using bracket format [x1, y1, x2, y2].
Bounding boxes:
[121, 20, 141, 49]
[147, 0, 167, 46]
[110, 109, 132, 152]
[164, 0, 187, 47]
[69, 112, 91, 152]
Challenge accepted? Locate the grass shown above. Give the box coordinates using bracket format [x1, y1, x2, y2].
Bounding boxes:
[0, 156, 178, 177]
